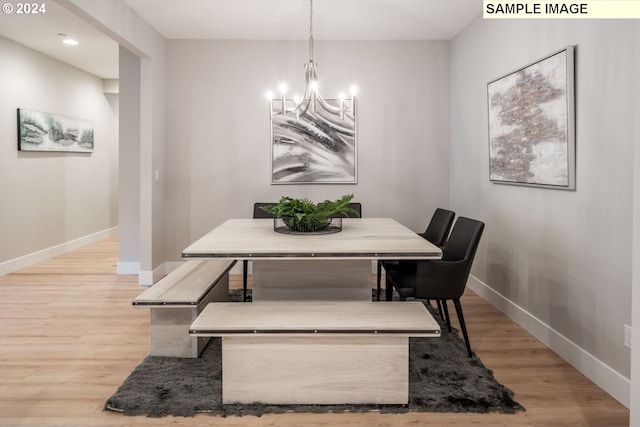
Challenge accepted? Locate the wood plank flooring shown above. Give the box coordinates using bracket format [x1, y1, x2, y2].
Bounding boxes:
[0, 236, 629, 426]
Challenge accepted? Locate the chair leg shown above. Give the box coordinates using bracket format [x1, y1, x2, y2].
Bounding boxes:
[453, 298, 473, 358]
[441, 300, 452, 332]
[385, 273, 394, 301]
[436, 299, 445, 321]
[376, 261, 382, 301]
[242, 260, 248, 302]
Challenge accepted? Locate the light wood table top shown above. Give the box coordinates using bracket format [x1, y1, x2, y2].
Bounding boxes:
[182, 218, 442, 260]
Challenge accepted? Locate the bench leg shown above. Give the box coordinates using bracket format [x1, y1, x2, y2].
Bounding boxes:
[222, 336, 409, 404]
[148, 273, 230, 358]
[150, 307, 207, 358]
[242, 260, 248, 301]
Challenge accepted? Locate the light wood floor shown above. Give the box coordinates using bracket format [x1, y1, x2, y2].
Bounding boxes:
[0, 236, 629, 427]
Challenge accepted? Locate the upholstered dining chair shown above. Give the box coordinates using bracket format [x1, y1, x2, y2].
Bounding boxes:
[253, 203, 277, 219]
[243, 203, 276, 301]
[377, 208, 455, 301]
[345, 202, 362, 218]
[386, 217, 484, 357]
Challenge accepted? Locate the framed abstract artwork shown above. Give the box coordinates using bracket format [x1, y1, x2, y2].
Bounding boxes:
[18, 108, 94, 153]
[270, 99, 357, 184]
[487, 46, 575, 190]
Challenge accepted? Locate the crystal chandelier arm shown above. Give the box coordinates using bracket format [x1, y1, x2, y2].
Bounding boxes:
[284, 61, 316, 115]
[316, 93, 346, 115]
[291, 95, 312, 116]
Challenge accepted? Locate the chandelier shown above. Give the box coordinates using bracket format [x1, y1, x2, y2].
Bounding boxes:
[267, 0, 357, 120]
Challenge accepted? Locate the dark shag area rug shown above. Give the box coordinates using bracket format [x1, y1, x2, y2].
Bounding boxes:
[105, 290, 524, 417]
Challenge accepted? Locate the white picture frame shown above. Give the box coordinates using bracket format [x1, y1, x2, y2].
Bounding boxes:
[487, 46, 575, 190]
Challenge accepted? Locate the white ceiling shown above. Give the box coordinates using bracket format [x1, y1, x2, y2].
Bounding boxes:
[123, 0, 481, 40]
[0, 1, 119, 79]
[0, 0, 481, 80]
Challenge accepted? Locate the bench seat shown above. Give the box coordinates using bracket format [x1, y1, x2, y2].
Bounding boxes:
[190, 301, 440, 404]
[133, 259, 236, 358]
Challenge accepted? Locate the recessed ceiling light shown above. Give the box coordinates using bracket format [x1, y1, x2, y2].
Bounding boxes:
[57, 33, 78, 46]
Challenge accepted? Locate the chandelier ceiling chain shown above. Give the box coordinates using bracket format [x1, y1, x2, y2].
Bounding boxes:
[267, 0, 357, 120]
[309, 0, 313, 62]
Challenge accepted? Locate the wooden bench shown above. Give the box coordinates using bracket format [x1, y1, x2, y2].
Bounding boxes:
[189, 301, 440, 404]
[133, 259, 236, 358]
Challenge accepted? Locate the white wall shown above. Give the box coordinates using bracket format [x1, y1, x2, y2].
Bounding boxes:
[117, 45, 141, 274]
[59, 0, 168, 284]
[163, 40, 451, 261]
[0, 36, 118, 270]
[451, 18, 636, 406]
[630, 18, 640, 427]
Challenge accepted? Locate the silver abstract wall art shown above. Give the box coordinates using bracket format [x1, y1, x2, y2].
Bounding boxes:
[487, 46, 575, 190]
[18, 108, 94, 153]
[271, 99, 357, 184]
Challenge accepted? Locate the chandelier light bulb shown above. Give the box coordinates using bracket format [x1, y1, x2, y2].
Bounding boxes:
[350, 85, 358, 96]
[279, 83, 287, 95]
[265, 90, 274, 100]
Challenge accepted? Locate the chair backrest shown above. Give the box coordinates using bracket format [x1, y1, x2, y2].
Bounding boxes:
[442, 217, 484, 264]
[344, 202, 362, 218]
[253, 202, 276, 219]
[415, 217, 484, 300]
[420, 208, 455, 247]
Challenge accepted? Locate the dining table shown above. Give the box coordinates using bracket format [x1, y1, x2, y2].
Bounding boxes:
[182, 217, 443, 301]
[182, 217, 443, 405]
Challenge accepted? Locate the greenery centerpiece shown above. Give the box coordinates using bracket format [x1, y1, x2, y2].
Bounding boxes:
[261, 194, 359, 233]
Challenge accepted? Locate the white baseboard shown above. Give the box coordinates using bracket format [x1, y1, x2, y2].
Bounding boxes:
[0, 227, 118, 275]
[467, 275, 630, 408]
[138, 261, 179, 287]
[138, 270, 153, 287]
[117, 261, 140, 275]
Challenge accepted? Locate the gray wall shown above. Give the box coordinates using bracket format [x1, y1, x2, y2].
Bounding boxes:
[59, 0, 169, 283]
[0, 36, 118, 267]
[118, 46, 141, 271]
[631, 20, 640, 424]
[450, 17, 635, 394]
[164, 40, 451, 260]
